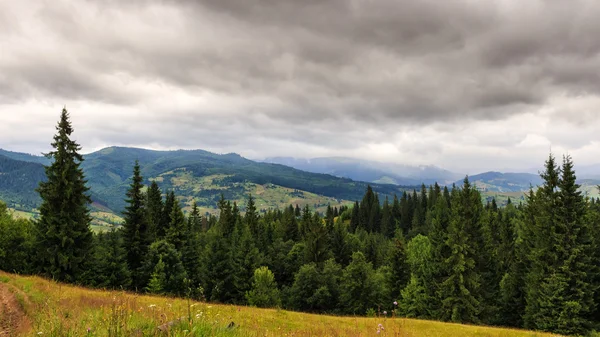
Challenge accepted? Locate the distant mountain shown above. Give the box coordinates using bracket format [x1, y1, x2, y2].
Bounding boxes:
[0, 147, 412, 216]
[463, 172, 543, 192]
[0, 155, 45, 208]
[263, 157, 463, 186]
[463, 171, 600, 198]
[0, 149, 50, 165]
[574, 164, 600, 180]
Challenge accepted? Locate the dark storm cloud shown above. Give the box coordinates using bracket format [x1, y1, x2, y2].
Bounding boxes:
[5, 0, 598, 122]
[3, 0, 600, 171]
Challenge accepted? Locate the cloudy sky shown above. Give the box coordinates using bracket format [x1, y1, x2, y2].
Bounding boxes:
[2, 0, 600, 174]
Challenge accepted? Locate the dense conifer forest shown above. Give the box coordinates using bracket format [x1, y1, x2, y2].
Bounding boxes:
[1, 109, 599, 336]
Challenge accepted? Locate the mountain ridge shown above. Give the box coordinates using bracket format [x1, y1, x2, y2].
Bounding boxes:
[0, 147, 411, 217]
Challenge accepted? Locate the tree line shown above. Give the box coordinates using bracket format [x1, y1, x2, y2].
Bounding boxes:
[1, 109, 599, 336]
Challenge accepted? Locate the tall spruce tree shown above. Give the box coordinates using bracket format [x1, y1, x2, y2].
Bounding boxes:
[94, 230, 131, 289]
[145, 181, 163, 242]
[122, 161, 149, 290]
[525, 155, 596, 334]
[166, 199, 186, 252]
[231, 218, 261, 304]
[245, 194, 260, 239]
[349, 201, 360, 233]
[182, 202, 202, 290]
[36, 108, 93, 283]
[523, 154, 561, 330]
[440, 177, 482, 323]
[158, 191, 175, 239]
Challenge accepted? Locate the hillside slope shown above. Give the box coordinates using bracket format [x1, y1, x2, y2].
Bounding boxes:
[0, 147, 410, 216]
[0, 155, 45, 209]
[0, 271, 562, 337]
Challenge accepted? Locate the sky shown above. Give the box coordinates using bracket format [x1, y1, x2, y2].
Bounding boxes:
[2, 0, 600, 174]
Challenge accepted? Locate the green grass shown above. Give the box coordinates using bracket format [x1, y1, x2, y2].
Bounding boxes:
[0, 271, 563, 337]
[157, 173, 353, 216]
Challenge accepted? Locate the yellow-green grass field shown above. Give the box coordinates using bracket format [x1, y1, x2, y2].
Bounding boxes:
[154, 172, 353, 216]
[0, 271, 562, 337]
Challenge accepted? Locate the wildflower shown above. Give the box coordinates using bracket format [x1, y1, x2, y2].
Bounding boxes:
[149, 304, 156, 308]
[383, 311, 387, 315]
[393, 301, 398, 306]
[37, 333, 43, 335]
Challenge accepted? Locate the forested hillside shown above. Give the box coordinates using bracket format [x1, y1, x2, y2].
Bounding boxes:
[0, 155, 45, 209]
[0, 146, 409, 216]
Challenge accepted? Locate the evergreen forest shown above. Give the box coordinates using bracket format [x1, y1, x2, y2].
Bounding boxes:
[1, 109, 600, 336]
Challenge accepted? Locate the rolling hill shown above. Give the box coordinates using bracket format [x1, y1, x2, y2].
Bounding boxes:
[263, 156, 463, 186]
[0, 147, 412, 220]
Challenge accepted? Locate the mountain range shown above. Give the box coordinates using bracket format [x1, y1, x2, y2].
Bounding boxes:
[2, 147, 599, 225]
[0, 147, 408, 218]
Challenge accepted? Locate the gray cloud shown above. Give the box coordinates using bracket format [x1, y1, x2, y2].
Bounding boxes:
[2, 0, 600, 173]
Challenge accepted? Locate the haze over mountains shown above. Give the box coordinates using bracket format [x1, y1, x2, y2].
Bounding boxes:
[263, 157, 463, 186]
[264, 156, 600, 194]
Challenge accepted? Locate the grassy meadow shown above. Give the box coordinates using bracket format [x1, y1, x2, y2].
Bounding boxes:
[0, 271, 562, 337]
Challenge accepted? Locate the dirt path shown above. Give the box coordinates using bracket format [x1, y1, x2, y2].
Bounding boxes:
[0, 283, 29, 336]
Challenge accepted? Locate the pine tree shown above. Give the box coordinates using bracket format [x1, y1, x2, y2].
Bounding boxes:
[231, 218, 261, 304]
[330, 218, 352, 267]
[245, 194, 260, 239]
[399, 192, 412, 234]
[166, 199, 186, 251]
[122, 161, 149, 290]
[217, 194, 235, 238]
[325, 204, 335, 228]
[158, 191, 175, 239]
[525, 155, 596, 334]
[300, 205, 312, 239]
[202, 233, 235, 303]
[440, 177, 482, 323]
[387, 230, 409, 304]
[182, 203, 202, 290]
[304, 213, 332, 265]
[349, 201, 360, 233]
[36, 108, 93, 283]
[145, 181, 163, 242]
[368, 194, 381, 233]
[427, 192, 451, 320]
[94, 230, 131, 289]
[381, 197, 394, 238]
[391, 194, 401, 232]
[283, 206, 299, 242]
[523, 154, 561, 329]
